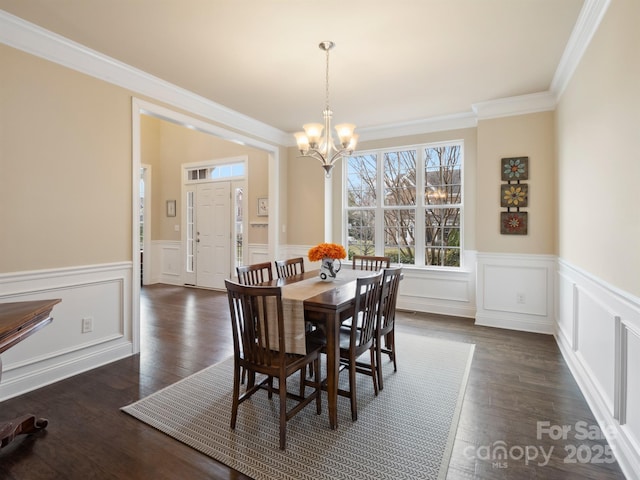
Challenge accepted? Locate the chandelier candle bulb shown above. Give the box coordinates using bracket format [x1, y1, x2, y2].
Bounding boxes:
[294, 132, 310, 153]
[303, 123, 324, 147]
[335, 123, 356, 146]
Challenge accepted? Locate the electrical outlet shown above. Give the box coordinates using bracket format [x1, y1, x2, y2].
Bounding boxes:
[516, 293, 526, 304]
[81, 317, 93, 333]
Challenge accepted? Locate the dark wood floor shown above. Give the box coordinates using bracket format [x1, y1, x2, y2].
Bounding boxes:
[0, 284, 627, 479]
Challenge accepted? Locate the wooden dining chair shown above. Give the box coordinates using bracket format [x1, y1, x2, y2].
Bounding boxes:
[307, 271, 383, 421]
[375, 266, 402, 390]
[235, 262, 274, 385]
[275, 256, 314, 376]
[236, 262, 273, 285]
[225, 280, 322, 450]
[352, 255, 391, 271]
[274, 257, 305, 279]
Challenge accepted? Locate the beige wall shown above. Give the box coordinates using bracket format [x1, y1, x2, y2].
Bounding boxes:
[556, 0, 640, 296]
[476, 112, 556, 254]
[4, 0, 638, 301]
[140, 116, 270, 244]
[288, 115, 555, 257]
[286, 146, 325, 245]
[0, 44, 132, 273]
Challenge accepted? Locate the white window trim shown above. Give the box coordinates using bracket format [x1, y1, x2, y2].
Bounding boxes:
[342, 140, 464, 269]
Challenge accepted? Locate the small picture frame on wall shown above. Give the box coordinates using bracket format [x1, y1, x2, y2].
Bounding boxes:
[166, 200, 176, 217]
[257, 197, 269, 217]
[500, 211, 528, 235]
[501, 156, 529, 181]
[500, 183, 529, 208]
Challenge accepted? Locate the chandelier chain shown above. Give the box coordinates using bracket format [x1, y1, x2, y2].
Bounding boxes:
[324, 45, 330, 112]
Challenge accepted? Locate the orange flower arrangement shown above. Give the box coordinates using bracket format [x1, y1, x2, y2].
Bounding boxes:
[308, 243, 347, 262]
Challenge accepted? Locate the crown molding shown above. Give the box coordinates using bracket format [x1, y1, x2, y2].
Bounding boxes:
[472, 91, 557, 120]
[0, 10, 291, 146]
[1, 1, 610, 145]
[550, 0, 612, 98]
[356, 112, 478, 142]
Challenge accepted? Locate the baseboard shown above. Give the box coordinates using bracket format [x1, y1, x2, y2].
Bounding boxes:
[0, 341, 132, 402]
[399, 297, 476, 319]
[475, 312, 554, 334]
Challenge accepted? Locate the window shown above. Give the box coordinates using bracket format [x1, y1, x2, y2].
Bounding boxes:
[186, 162, 244, 182]
[186, 191, 195, 273]
[345, 142, 463, 267]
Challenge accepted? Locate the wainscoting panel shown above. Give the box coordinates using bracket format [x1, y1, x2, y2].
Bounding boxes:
[476, 253, 556, 334]
[556, 270, 577, 349]
[150, 240, 182, 285]
[624, 326, 640, 454]
[0, 263, 134, 401]
[555, 259, 640, 478]
[397, 266, 476, 318]
[575, 286, 617, 413]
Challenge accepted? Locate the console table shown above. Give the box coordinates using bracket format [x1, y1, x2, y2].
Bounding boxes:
[0, 299, 61, 448]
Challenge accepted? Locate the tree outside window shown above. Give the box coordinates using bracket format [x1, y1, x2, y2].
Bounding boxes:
[345, 143, 462, 267]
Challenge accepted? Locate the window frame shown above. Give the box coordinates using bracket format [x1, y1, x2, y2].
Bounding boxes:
[342, 140, 464, 269]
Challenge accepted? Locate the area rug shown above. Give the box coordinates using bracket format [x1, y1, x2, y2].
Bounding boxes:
[122, 334, 475, 480]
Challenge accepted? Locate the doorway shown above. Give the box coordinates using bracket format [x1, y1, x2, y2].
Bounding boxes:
[132, 98, 280, 355]
[183, 158, 247, 289]
[185, 181, 232, 289]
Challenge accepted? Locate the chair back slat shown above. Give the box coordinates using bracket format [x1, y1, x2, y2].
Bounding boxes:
[350, 272, 383, 349]
[352, 255, 391, 271]
[274, 257, 305, 279]
[236, 262, 273, 285]
[378, 267, 402, 334]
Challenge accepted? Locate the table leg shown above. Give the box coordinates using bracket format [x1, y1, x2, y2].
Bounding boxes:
[325, 311, 340, 430]
[0, 415, 49, 448]
[0, 357, 49, 449]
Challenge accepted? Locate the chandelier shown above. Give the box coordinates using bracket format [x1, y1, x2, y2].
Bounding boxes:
[294, 41, 358, 177]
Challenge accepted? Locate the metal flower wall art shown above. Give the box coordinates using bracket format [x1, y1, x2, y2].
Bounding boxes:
[500, 156, 529, 235]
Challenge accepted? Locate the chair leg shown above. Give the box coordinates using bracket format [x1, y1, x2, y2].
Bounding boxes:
[230, 363, 241, 429]
[314, 358, 322, 415]
[240, 366, 246, 385]
[390, 330, 398, 372]
[349, 356, 358, 422]
[299, 367, 306, 398]
[370, 347, 378, 396]
[279, 376, 287, 450]
[376, 337, 384, 391]
[268, 376, 274, 399]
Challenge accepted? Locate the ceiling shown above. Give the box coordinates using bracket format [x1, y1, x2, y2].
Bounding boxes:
[0, 0, 586, 135]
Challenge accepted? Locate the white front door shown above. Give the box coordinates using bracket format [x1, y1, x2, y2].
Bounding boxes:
[196, 182, 231, 289]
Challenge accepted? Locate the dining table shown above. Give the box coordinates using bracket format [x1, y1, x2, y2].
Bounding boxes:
[0, 298, 61, 448]
[262, 269, 372, 430]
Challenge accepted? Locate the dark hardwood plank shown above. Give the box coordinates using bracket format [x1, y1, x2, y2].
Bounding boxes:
[0, 285, 627, 479]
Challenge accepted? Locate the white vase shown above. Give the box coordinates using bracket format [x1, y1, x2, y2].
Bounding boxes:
[319, 258, 341, 281]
